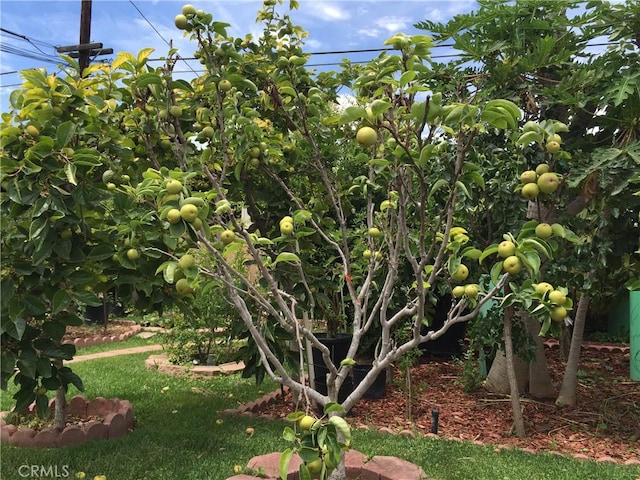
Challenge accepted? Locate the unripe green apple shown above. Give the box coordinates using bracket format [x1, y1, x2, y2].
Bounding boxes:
[452, 286, 465, 298]
[535, 223, 553, 239]
[26, 125, 40, 137]
[221, 229, 235, 244]
[174, 14, 189, 30]
[166, 208, 182, 224]
[219, 79, 232, 92]
[363, 249, 372, 259]
[535, 163, 550, 175]
[550, 306, 567, 322]
[169, 105, 183, 118]
[356, 126, 377, 147]
[368, 227, 382, 238]
[521, 182, 539, 200]
[280, 221, 294, 236]
[534, 282, 554, 295]
[497, 240, 516, 258]
[464, 284, 479, 298]
[548, 290, 567, 305]
[178, 254, 195, 270]
[451, 264, 469, 282]
[182, 4, 196, 16]
[502, 255, 521, 275]
[180, 204, 199, 223]
[520, 170, 537, 184]
[537, 172, 560, 194]
[546, 140, 561, 154]
[126, 248, 140, 261]
[175, 278, 193, 295]
[166, 179, 183, 194]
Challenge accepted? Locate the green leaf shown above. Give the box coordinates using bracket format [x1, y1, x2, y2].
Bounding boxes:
[323, 402, 346, 415]
[516, 131, 543, 147]
[338, 106, 367, 124]
[280, 448, 293, 480]
[135, 73, 163, 89]
[52, 290, 72, 314]
[273, 252, 300, 265]
[17, 350, 38, 378]
[58, 366, 83, 392]
[55, 121, 76, 148]
[428, 178, 448, 200]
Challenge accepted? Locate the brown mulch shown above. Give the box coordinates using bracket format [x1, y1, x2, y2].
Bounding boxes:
[256, 347, 640, 463]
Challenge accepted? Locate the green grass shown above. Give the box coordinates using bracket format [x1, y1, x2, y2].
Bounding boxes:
[1, 350, 639, 480]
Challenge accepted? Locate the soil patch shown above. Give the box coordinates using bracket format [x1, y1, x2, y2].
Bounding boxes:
[63, 320, 136, 342]
[254, 346, 639, 463]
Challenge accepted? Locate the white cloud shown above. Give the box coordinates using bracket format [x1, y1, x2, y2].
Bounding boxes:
[426, 8, 445, 23]
[357, 28, 381, 39]
[374, 16, 410, 33]
[307, 3, 351, 21]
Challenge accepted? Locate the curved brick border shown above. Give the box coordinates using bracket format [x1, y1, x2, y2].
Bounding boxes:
[544, 339, 630, 354]
[145, 353, 245, 377]
[0, 395, 134, 448]
[227, 449, 428, 480]
[64, 322, 143, 349]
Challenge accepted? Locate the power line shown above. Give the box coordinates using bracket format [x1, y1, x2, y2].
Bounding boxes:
[128, 0, 198, 76]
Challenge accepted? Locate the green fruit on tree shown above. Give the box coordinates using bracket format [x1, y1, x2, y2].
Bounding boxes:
[299, 415, 316, 431]
[546, 140, 561, 154]
[166, 179, 183, 194]
[497, 240, 516, 258]
[550, 306, 567, 322]
[452, 286, 466, 298]
[192, 217, 203, 230]
[520, 170, 537, 184]
[221, 229, 235, 244]
[279, 216, 293, 227]
[521, 182, 539, 200]
[174, 14, 189, 29]
[26, 125, 40, 137]
[535, 223, 553, 239]
[306, 457, 323, 475]
[102, 169, 115, 183]
[537, 172, 560, 194]
[202, 126, 215, 138]
[356, 126, 377, 147]
[126, 248, 140, 261]
[167, 208, 182, 224]
[502, 255, 521, 275]
[548, 290, 567, 305]
[180, 204, 199, 223]
[534, 282, 554, 295]
[175, 278, 193, 295]
[451, 264, 469, 282]
[535, 163, 550, 175]
[121, 174, 130, 183]
[368, 227, 382, 238]
[280, 221, 294, 236]
[60, 228, 73, 240]
[182, 4, 196, 16]
[219, 79, 232, 92]
[106, 182, 117, 191]
[169, 105, 183, 117]
[178, 254, 195, 270]
[464, 284, 479, 298]
[363, 249, 372, 260]
[248, 146, 262, 159]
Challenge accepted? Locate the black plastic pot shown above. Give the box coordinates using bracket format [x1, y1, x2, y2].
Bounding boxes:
[352, 364, 386, 399]
[311, 333, 353, 403]
[420, 294, 467, 358]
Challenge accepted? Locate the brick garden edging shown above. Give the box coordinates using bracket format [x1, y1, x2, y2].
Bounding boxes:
[0, 395, 134, 448]
[145, 353, 245, 377]
[64, 322, 143, 349]
[227, 450, 429, 480]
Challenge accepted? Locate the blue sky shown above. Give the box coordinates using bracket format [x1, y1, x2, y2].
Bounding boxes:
[0, 0, 479, 110]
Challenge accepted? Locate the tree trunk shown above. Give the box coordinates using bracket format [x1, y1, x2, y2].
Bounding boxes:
[484, 349, 528, 394]
[53, 384, 66, 431]
[524, 315, 556, 399]
[556, 294, 590, 406]
[504, 305, 526, 437]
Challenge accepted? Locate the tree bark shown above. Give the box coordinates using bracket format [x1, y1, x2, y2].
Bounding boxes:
[54, 385, 66, 431]
[556, 294, 590, 406]
[484, 348, 528, 395]
[524, 315, 556, 399]
[504, 305, 526, 437]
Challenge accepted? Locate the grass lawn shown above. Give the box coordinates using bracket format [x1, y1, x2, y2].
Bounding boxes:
[1, 350, 639, 480]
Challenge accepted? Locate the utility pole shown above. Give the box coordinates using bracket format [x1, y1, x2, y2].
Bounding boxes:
[56, 0, 112, 77]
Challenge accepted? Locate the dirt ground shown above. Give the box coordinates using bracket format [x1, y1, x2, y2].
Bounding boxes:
[257, 346, 639, 463]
